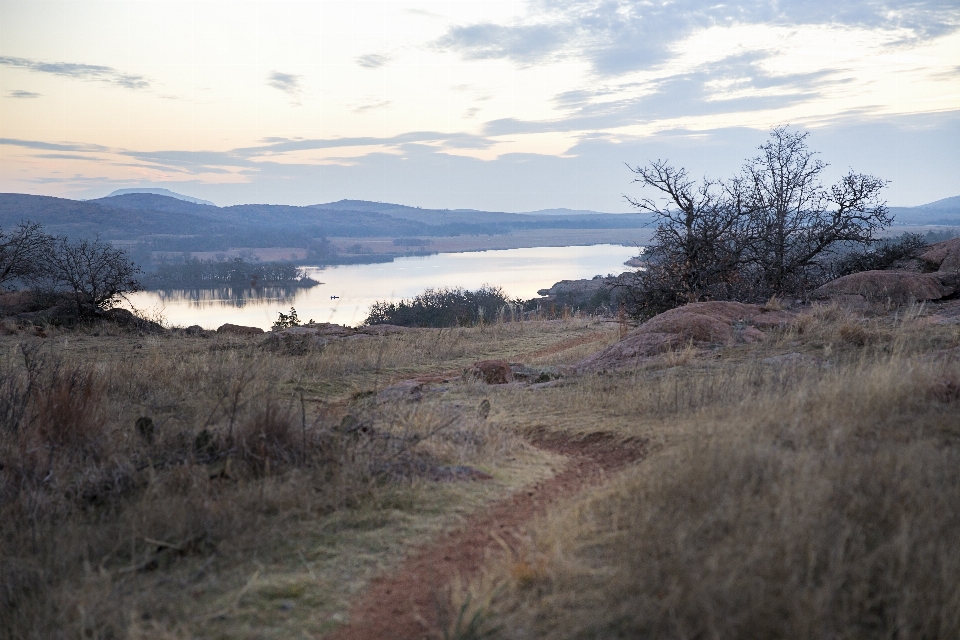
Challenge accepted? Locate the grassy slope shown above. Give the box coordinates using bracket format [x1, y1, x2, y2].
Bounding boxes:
[3, 304, 959, 639]
[456, 304, 960, 639]
[0, 317, 605, 639]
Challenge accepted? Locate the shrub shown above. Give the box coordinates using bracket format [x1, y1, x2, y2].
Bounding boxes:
[831, 233, 928, 276]
[365, 286, 515, 327]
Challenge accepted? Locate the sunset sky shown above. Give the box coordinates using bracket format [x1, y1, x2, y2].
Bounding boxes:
[1, 0, 958, 210]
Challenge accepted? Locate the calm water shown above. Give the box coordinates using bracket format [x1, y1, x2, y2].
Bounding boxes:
[125, 244, 639, 329]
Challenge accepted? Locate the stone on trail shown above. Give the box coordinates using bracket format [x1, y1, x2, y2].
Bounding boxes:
[465, 359, 513, 384]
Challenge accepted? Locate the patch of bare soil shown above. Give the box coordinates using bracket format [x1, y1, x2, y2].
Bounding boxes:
[517, 330, 611, 361]
[327, 432, 647, 640]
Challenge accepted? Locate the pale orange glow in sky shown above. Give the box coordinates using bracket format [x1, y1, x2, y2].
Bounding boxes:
[2, 0, 959, 209]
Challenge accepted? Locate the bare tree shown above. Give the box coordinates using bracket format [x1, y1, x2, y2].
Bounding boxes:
[624, 127, 892, 314]
[45, 237, 142, 313]
[0, 221, 53, 288]
[625, 160, 749, 315]
[740, 127, 890, 296]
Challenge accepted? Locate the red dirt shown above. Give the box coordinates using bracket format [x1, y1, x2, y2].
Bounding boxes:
[327, 432, 647, 640]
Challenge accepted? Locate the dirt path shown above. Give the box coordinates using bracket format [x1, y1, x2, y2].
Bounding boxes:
[328, 432, 647, 640]
[517, 330, 612, 361]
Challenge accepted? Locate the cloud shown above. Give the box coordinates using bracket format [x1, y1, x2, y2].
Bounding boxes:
[35, 153, 98, 160]
[6, 90, 41, 99]
[436, 0, 960, 77]
[0, 137, 111, 153]
[0, 56, 149, 89]
[120, 149, 249, 174]
[436, 23, 568, 65]
[266, 71, 304, 104]
[356, 54, 390, 69]
[482, 52, 844, 136]
[353, 99, 392, 114]
[236, 131, 494, 156]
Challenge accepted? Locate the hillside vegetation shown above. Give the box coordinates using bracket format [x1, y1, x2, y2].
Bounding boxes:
[0, 193, 650, 259]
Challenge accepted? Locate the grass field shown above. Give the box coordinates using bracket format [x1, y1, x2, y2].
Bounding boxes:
[2, 301, 959, 639]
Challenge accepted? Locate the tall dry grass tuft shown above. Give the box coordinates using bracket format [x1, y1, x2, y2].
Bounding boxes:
[479, 349, 960, 639]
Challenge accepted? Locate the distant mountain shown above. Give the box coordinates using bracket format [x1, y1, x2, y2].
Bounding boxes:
[0, 193, 652, 255]
[105, 188, 217, 206]
[524, 207, 619, 216]
[889, 195, 960, 226]
[311, 199, 651, 230]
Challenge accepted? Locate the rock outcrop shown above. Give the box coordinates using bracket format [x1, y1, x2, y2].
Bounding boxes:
[811, 238, 960, 306]
[812, 271, 954, 304]
[464, 359, 513, 384]
[578, 301, 794, 371]
[920, 237, 960, 274]
[216, 323, 264, 336]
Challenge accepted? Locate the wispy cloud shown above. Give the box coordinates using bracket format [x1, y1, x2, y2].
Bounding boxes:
[34, 153, 97, 161]
[481, 52, 846, 136]
[0, 137, 110, 153]
[436, 0, 960, 77]
[266, 71, 304, 104]
[356, 53, 390, 69]
[0, 56, 149, 89]
[353, 99, 392, 114]
[6, 89, 41, 99]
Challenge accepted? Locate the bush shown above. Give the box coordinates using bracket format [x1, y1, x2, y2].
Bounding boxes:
[831, 233, 928, 277]
[365, 286, 514, 327]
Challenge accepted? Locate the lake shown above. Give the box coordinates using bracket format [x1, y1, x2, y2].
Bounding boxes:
[124, 244, 639, 329]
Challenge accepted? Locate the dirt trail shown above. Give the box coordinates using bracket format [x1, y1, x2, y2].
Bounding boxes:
[517, 330, 611, 361]
[328, 432, 646, 640]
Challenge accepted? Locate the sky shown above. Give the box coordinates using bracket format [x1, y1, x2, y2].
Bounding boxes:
[1, 0, 958, 211]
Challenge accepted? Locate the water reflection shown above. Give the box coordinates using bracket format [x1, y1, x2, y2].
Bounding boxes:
[154, 286, 312, 308]
[126, 244, 639, 330]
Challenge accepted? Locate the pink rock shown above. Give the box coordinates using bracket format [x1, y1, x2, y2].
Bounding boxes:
[466, 359, 513, 384]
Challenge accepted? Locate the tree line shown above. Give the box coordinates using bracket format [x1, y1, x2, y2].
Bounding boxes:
[143, 257, 317, 290]
[0, 222, 140, 314]
[625, 127, 907, 317]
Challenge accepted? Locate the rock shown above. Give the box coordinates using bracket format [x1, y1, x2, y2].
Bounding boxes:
[812, 270, 953, 304]
[578, 301, 795, 371]
[377, 379, 426, 403]
[216, 323, 264, 336]
[509, 363, 561, 383]
[920, 237, 960, 273]
[183, 325, 208, 336]
[465, 359, 513, 384]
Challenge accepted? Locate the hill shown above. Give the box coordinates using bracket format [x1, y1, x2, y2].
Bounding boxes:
[105, 188, 217, 206]
[890, 195, 960, 225]
[0, 193, 650, 254]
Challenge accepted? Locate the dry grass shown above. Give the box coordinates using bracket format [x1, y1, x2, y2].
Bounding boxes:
[4, 303, 959, 639]
[0, 317, 597, 639]
[455, 304, 960, 639]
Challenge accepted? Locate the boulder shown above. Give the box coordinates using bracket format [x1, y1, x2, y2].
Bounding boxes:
[465, 359, 513, 384]
[920, 237, 960, 273]
[216, 323, 265, 336]
[578, 301, 794, 371]
[812, 270, 953, 304]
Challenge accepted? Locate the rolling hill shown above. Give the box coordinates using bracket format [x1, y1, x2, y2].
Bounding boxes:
[0, 193, 650, 254]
